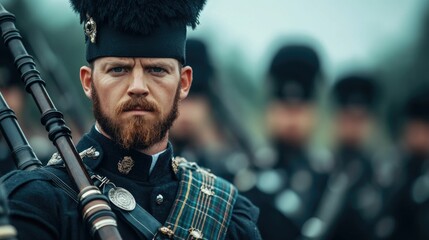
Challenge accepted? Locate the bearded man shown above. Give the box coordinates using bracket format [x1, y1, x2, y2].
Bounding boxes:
[0, 0, 261, 239]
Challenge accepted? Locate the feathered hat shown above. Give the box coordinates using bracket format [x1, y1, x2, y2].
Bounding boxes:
[268, 44, 321, 102]
[185, 38, 213, 96]
[69, 0, 207, 63]
[332, 74, 378, 111]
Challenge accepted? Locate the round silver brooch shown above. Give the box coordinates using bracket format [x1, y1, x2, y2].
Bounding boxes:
[108, 187, 136, 211]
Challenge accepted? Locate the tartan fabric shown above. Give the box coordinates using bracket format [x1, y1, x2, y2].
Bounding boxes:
[164, 159, 238, 240]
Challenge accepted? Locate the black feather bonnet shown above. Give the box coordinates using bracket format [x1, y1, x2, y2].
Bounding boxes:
[69, 0, 207, 63]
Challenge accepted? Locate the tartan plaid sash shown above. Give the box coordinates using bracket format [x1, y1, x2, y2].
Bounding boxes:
[46, 150, 238, 240]
[163, 157, 238, 240]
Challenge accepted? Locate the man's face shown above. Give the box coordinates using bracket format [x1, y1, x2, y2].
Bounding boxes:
[266, 100, 316, 147]
[402, 120, 429, 158]
[80, 57, 192, 150]
[335, 107, 373, 148]
[170, 96, 212, 142]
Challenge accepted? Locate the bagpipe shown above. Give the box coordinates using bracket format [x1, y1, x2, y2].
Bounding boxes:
[0, 4, 122, 239]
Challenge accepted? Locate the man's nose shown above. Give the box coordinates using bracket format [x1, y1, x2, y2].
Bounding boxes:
[127, 72, 149, 97]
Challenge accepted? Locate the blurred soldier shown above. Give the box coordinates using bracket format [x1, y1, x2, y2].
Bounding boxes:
[171, 38, 255, 181]
[382, 89, 429, 240]
[243, 43, 331, 239]
[319, 74, 383, 240]
[171, 39, 214, 158]
[170, 39, 230, 176]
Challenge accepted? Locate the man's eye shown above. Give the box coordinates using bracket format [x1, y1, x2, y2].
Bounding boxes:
[150, 67, 166, 74]
[110, 67, 126, 73]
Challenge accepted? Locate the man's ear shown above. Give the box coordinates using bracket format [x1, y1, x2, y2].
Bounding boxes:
[80, 66, 93, 99]
[179, 66, 193, 100]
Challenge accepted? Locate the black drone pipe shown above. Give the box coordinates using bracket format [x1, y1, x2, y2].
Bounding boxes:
[0, 92, 41, 170]
[0, 5, 122, 240]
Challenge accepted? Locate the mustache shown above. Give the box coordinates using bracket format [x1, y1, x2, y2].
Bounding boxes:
[116, 97, 159, 113]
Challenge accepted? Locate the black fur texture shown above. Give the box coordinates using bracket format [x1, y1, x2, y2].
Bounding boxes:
[69, 0, 207, 35]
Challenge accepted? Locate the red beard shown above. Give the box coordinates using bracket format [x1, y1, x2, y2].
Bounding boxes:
[91, 82, 180, 150]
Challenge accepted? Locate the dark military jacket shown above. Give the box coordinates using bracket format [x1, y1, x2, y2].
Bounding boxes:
[328, 147, 382, 240]
[243, 146, 330, 240]
[1, 126, 261, 239]
[384, 154, 429, 240]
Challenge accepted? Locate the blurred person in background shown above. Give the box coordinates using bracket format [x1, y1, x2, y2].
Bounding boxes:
[171, 39, 218, 163]
[170, 38, 250, 180]
[377, 89, 429, 240]
[316, 74, 384, 240]
[243, 43, 332, 239]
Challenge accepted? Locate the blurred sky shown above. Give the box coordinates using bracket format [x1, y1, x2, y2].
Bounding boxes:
[6, 0, 429, 83]
[191, 0, 428, 82]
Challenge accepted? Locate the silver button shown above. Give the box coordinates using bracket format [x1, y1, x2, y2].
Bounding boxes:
[156, 194, 164, 205]
[189, 228, 203, 239]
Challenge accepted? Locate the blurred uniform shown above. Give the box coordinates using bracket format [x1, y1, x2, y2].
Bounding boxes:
[377, 90, 429, 240]
[170, 39, 248, 180]
[242, 44, 332, 239]
[318, 74, 383, 240]
[171, 39, 218, 165]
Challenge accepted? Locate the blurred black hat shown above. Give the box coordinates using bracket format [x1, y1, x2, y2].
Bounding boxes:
[69, 0, 207, 63]
[404, 90, 429, 122]
[268, 44, 321, 102]
[186, 38, 214, 96]
[332, 75, 377, 111]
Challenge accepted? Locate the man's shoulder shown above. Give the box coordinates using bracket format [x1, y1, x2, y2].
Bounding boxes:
[233, 192, 259, 215]
[164, 157, 259, 238]
[1, 166, 76, 200]
[225, 191, 261, 239]
[1, 168, 51, 190]
[188, 162, 261, 238]
[174, 156, 259, 212]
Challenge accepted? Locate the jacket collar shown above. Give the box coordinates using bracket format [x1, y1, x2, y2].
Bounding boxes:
[76, 125, 175, 182]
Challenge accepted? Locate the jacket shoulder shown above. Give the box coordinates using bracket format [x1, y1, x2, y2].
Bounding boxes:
[1, 166, 77, 201]
[226, 193, 262, 239]
[1, 167, 85, 240]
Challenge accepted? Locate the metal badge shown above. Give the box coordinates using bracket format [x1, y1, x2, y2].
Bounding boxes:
[200, 185, 215, 196]
[158, 226, 175, 238]
[108, 187, 136, 211]
[156, 194, 164, 205]
[80, 147, 100, 159]
[117, 156, 134, 174]
[189, 228, 203, 240]
[84, 15, 97, 43]
[47, 152, 63, 166]
[196, 168, 216, 179]
[47, 146, 99, 166]
[172, 156, 187, 174]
